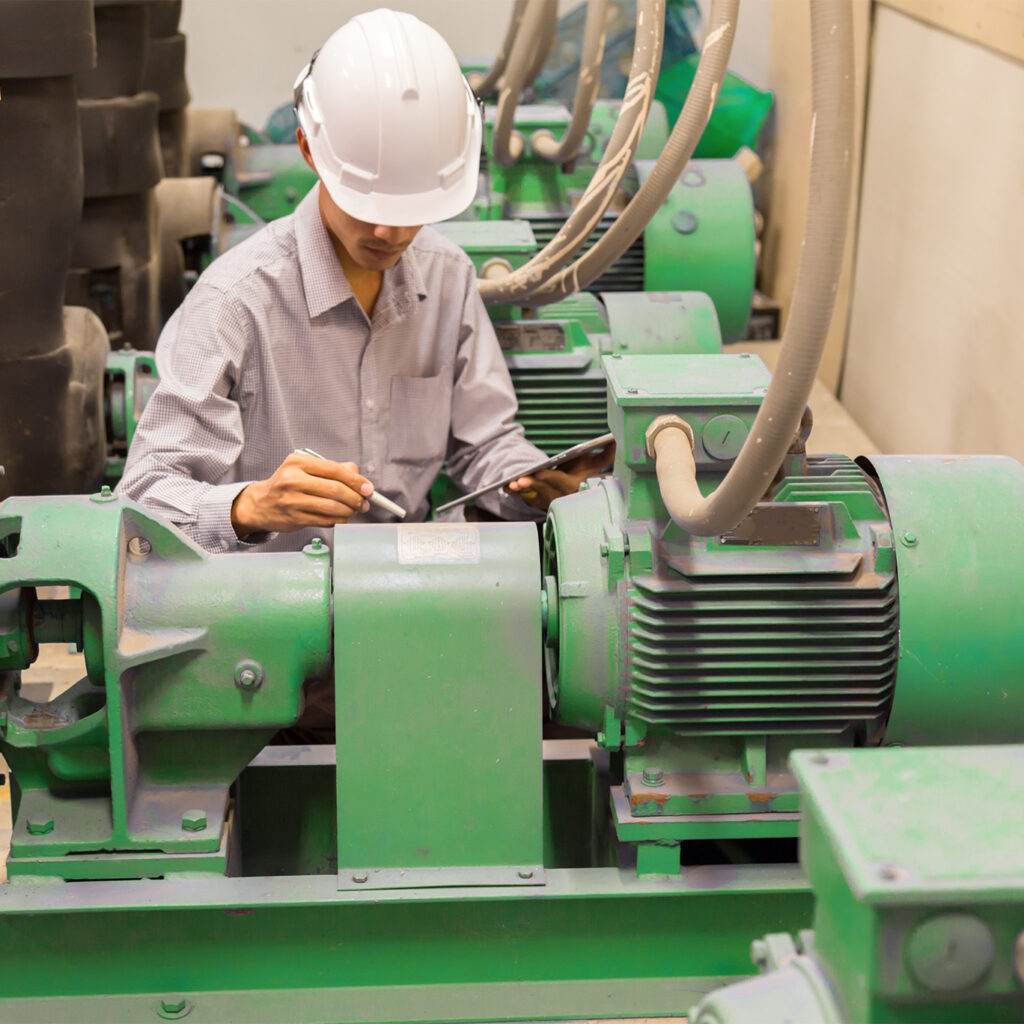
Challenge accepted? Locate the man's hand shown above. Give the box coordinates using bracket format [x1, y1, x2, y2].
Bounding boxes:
[506, 441, 616, 511]
[231, 451, 374, 537]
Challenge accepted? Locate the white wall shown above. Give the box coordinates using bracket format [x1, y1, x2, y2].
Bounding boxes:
[180, 0, 582, 128]
[840, 6, 1024, 460]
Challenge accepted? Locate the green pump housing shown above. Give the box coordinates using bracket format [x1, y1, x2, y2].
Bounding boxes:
[691, 745, 1024, 1023]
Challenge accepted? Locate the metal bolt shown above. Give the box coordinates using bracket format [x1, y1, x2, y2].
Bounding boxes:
[751, 938, 769, 969]
[810, 752, 829, 765]
[900, 530, 918, 547]
[626, 387, 639, 394]
[641, 767, 664, 787]
[599, 541, 609, 557]
[878, 863, 905, 882]
[352, 873, 368, 884]
[311, 537, 324, 551]
[26, 815, 54, 836]
[517, 870, 534, 880]
[128, 536, 152, 557]
[157, 995, 192, 1020]
[100, 485, 111, 497]
[181, 809, 207, 832]
[6, 639, 17, 653]
[233, 659, 264, 691]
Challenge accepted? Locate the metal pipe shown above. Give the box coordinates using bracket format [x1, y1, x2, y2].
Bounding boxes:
[531, 0, 609, 166]
[480, 0, 665, 299]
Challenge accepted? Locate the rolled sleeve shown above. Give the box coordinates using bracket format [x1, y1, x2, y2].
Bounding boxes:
[117, 284, 271, 552]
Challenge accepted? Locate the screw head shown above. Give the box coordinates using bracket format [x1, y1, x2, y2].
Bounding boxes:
[517, 870, 534, 880]
[26, 815, 54, 836]
[810, 752, 830, 765]
[157, 995, 192, 1019]
[352, 873, 368, 884]
[878, 863, 908, 882]
[6, 639, 18, 653]
[311, 537, 324, 550]
[128, 536, 152, 557]
[626, 387, 639, 394]
[233, 659, 264, 691]
[90, 485, 117, 503]
[900, 530, 918, 547]
[181, 809, 207, 832]
[641, 767, 664, 787]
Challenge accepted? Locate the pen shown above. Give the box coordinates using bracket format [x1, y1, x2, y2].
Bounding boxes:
[292, 448, 407, 520]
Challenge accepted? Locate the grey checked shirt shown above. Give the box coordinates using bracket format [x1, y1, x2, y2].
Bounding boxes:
[118, 186, 546, 552]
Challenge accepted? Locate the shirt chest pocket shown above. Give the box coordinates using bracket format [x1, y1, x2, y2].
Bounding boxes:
[388, 371, 453, 464]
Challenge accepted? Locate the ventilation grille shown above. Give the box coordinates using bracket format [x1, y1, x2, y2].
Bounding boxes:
[525, 213, 645, 293]
[509, 365, 607, 454]
[626, 571, 899, 736]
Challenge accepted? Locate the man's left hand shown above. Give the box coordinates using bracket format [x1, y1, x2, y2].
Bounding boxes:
[507, 441, 616, 511]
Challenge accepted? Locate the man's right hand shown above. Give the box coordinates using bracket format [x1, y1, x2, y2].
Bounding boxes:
[231, 451, 374, 537]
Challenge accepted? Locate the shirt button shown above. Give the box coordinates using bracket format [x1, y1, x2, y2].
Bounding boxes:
[365, 398, 375, 410]
[365, 462, 376, 474]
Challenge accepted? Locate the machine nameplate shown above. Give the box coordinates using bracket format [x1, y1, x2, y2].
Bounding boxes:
[496, 322, 567, 352]
[397, 524, 481, 564]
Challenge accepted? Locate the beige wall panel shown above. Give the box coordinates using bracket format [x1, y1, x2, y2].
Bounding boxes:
[840, 6, 1024, 460]
[761, 0, 871, 393]
[181, 0, 582, 129]
[881, 0, 1024, 65]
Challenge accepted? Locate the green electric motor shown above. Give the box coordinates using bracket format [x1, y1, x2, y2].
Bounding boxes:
[543, 353, 1024, 874]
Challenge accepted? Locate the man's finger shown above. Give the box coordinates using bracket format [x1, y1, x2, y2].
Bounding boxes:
[291, 453, 372, 494]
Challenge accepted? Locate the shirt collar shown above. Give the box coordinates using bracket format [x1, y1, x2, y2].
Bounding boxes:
[296, 185, 428, 321]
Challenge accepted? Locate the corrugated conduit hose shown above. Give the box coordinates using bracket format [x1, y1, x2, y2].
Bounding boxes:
[531, 0, 609, 165]
[480, 0, 665, 301]
[650, 0, 855, 537]
[468, 0, 528, 99]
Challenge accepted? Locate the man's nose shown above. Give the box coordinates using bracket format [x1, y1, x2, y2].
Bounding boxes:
[372, 224, 410, 244]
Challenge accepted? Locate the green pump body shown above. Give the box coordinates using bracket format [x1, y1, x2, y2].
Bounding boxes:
[691, 745, 1024, 1023]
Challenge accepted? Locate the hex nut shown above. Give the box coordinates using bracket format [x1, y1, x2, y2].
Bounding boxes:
[641, 767, 664, 787]
[181, 810, 207, 832]
[645, 415, 695, 458]
[26, 816, 54, 836]
[233, 659, 265, 691]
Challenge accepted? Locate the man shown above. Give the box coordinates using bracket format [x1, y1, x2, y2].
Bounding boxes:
[119, 8, 608, 555]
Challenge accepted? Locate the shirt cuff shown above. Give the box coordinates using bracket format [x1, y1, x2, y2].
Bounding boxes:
[195, 481, 280, 553]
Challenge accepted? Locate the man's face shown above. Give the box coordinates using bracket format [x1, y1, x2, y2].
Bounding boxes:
[317, 189, 421, 272]
[297, 128, 421, 272]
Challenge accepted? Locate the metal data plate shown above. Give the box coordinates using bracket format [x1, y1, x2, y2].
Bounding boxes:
[496, 321, 568, 352]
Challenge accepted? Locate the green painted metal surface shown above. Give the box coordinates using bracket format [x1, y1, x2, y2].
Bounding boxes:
[332, 523, 544, 888]
[545, 354, 901, 852]
[638, 158, 756, 341]
[103, 349, 159, 486]
[0, 494, 331, 878]
[693, 746, 1024, 1023]
[865, 455, 1024, 746]
[0, 864, 811, 1021]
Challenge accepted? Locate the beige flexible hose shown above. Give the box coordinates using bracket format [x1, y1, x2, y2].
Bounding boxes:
[481, 0, 665, 299]
[515, 0, 739, 305]
[651, 0, 855, 537]
[469, 0, 528, 99]
[522, 0, 559, 88]
[532, 0, 609, 165]
[492, 0, 557, 167]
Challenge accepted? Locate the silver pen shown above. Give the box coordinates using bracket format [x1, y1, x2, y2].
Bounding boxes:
[293, 448, 407, 519]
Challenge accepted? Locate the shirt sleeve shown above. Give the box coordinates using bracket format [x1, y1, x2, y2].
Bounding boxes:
[444, 262, 549, 520]
[116, 282, 277, 552]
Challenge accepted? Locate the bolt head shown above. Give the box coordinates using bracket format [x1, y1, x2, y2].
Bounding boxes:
[181, 809, 207, 832]
[641, 767, 664, 787]
[26, 815, 54, 836]
[233, 659, 264, 691]
[161, 997, 187, 1014]
[900, 530, 918, 547]
[517, 869, 534, 880]
[352, 873, 368, 884]
[311, 537, 324, 550]
[6, 639, 18, 653]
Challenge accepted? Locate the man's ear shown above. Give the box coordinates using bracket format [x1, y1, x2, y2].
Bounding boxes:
[296, 128, 317, 174]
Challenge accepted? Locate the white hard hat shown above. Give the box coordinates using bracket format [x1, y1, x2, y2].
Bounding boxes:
[293, 8, 482, 226]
